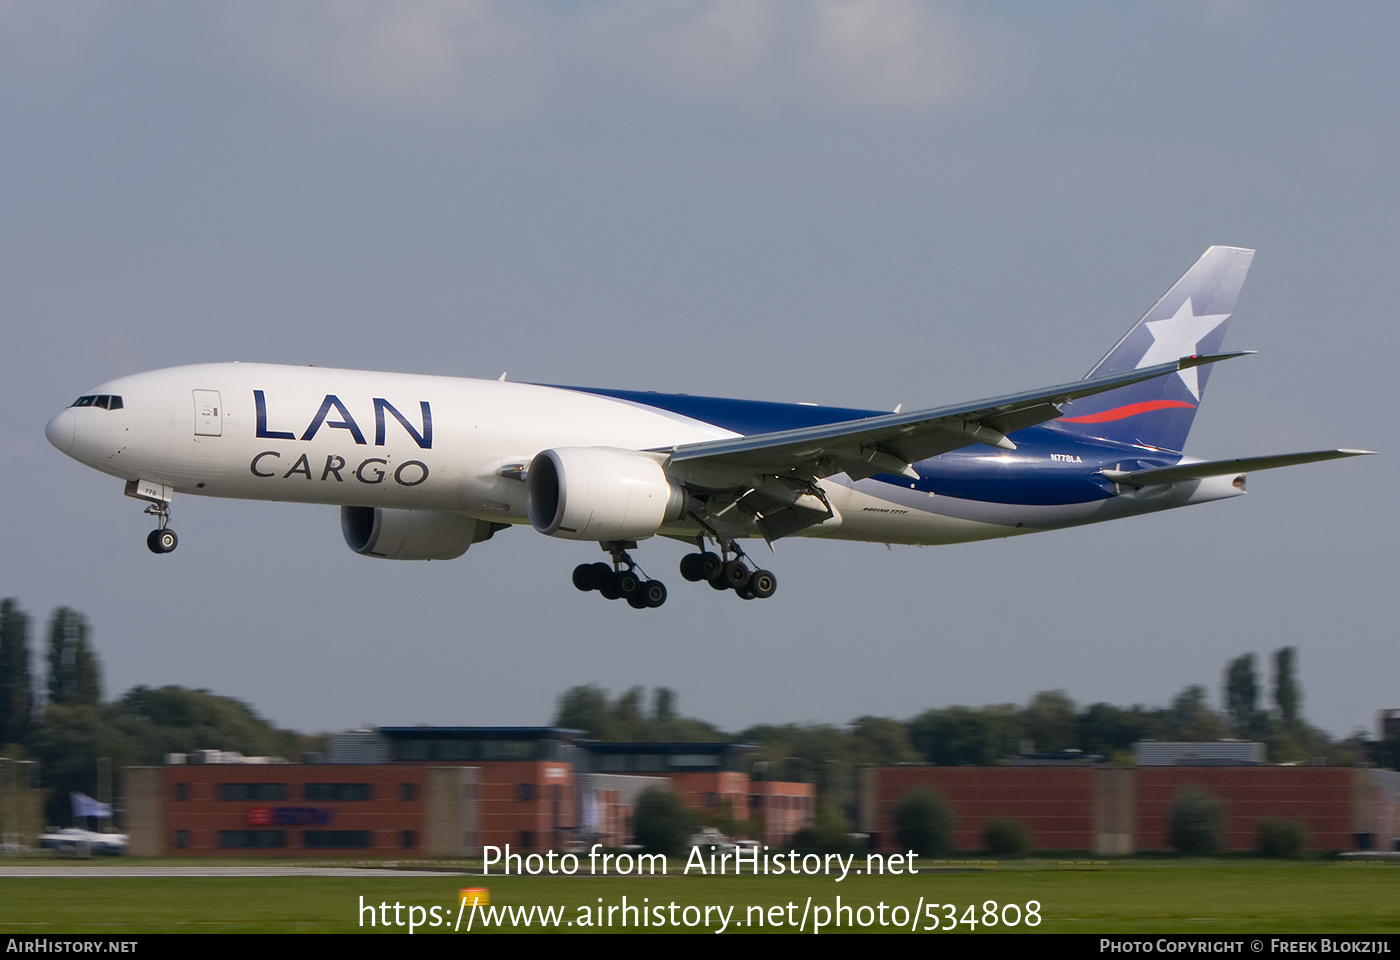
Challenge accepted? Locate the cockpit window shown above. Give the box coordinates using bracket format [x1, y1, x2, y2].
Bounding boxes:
[70, 395, 122, 409]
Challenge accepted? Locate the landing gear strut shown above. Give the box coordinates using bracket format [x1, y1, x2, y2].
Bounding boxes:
[144, 501, 178, 555]
[572, 541, 667, 609]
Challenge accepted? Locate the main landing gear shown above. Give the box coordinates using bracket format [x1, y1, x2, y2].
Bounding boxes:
[572, 542, 668, 609]
[144, 501, 178, 555]
[572, 539, 778, 608]
[678, 541, 777, 600]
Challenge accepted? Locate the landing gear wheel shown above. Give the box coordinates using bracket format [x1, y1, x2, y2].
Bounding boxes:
[612, 569, 641, 598]
[698, 552, 723, 581]
[679, 554, 703, 582]
[722, 559, 751, 590]
[639, 580, 667, 608]
[572, 563, 597, 591]
[736, 585, 756, 600]
[147, 529, 177, 554]
[627, 591, 650, 609]
[708, 575, 731, 591]
[747, 569, 777, 599]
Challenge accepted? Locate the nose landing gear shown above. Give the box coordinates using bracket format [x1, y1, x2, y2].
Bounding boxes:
[144, 502, 178, 554]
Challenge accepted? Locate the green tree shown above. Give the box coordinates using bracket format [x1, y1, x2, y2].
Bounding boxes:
[115, 685, 314, 762]
[1273, 647, 1301, 729]
[651, 688, 676, 727]
[983, 817, 1032, 857]
[790, 800, 860, 855]
[1167, 785, 1225, 856]
[555, 685, 724, 742]
[46, 608, 100, 708]
[908, 705, 1019, 765]
[0, 599, 33, 748]
[850, 716, 919, 765]
[1166, 685, 1231, 741]
[1076, 702, 1166, 758]
[554, 684, 614, 739]
[1021, 690, 1078, 753]
[1256, 817, 1307, 858]
[894, 786, 953, 857]
[1224, 654, 1266, 741]
[612, 686, 645, 740]
[632, 788, 692, 857]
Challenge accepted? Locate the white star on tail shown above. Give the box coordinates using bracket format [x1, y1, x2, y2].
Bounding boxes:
[1134, 298, 1230, 400]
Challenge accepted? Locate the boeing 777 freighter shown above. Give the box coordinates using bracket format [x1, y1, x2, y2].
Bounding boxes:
[45, 247, 1370, 608]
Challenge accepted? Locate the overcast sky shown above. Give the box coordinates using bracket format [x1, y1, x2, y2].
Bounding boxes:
[2, 1, 1394, 741]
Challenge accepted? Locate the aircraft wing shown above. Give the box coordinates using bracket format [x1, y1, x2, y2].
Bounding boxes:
[664, 352, 1250, 483]
[1101, 449, 1375, 487]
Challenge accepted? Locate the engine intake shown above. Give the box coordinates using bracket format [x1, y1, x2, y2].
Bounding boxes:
[526, 447, 685, 541]
[341, 506, 500, 560]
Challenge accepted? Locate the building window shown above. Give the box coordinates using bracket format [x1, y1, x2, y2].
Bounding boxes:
[401, 783, 417, 802]
[303, 831, 372, 849]
[218, 783, 286, 801]
[219, 831, 287, 849]
[303, 783, 371, 801]
[518, 783, 535, 802]
[174, 782, 189, 801]
[173, 831, 189, 849]
[704, 792, 719, 808]
[520, 830, 533, 850]
[400, 830, 416, 850]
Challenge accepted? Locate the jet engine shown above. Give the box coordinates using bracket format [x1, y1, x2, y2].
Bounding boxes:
[340, 506, 500, 560]
[526, 447, 686, 541]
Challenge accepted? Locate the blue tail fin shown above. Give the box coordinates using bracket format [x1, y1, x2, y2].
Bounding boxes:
[1050, 246, 1255, 453]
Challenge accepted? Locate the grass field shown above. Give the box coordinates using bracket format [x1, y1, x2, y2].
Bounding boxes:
[1, 859, 1397, 934]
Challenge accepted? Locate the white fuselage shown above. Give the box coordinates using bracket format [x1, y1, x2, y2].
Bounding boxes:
[45, 362, 1243, 550]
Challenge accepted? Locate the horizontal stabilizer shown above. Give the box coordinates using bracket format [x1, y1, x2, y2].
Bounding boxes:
[1102, 449, 1375, 487]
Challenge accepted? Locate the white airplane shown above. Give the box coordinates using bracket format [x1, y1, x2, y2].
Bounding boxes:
[46, 248, 1369, 608]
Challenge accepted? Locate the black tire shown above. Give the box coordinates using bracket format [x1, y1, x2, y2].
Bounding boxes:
[641, 580, 667, 608]
[599, 574, 622, 600]
[708, 575, 730, 591]
[627, 592, 650, 609]
[736, 585, 755, 600]
[722, 559, 751, 590]
[590, 562, 613, 587]
[148, 529, 177, 554]
[748, 569, 777, 599]
[679, 554, 703, 582]
[698, 552, 723, 581]
[613, 570, 641, 597]
[572, 563, 597, 591]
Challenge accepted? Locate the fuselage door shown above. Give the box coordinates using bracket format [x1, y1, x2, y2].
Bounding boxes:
[193, 390, 222, 437]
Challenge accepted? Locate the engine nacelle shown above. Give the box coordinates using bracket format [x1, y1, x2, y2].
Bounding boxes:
[526, 447, 685, 541]
[340, 506, 499, 560]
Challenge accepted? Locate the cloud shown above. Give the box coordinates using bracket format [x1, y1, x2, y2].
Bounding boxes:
[209, 0, 550, 118]
[207, 0, 1014, 118]
[0, 1, 1014, 118]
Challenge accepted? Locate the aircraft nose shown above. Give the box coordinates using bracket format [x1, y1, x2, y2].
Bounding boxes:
[45, 409, 76, 454]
